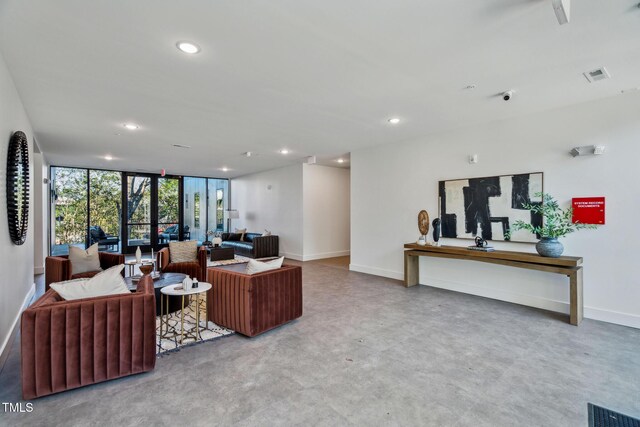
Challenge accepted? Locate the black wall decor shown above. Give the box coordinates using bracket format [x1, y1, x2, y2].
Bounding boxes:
[6, 131, 29, 245]
[438, 172, 543, 243]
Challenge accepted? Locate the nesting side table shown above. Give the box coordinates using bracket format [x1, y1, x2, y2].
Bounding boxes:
[159, 282, 212, 344]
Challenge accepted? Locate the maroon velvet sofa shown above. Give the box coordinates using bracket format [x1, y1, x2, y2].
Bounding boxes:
[206, 263, 302, 337]
[21, 276, 157, 400]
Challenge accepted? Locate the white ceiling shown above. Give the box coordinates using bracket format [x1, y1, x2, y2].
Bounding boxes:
[1, 0, 639, 178]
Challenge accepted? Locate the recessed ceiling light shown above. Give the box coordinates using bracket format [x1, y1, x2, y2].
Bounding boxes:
[104, 155, 113, 161]
[123, 123, 139, 130]
[221, 167, 229, 172]
[337, 158, 345, 163]
[280, 149, 290, 155]
[176, 41, 200, 54]
[388, 117, 401, 125]
[244, 151, 252, 157]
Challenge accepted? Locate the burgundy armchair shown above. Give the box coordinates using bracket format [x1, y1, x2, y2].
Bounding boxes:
[21, 275, 156, 400]
[45, 252, 125, 291]
[207, 264, 302, 337]
[157, 245, 207, 282]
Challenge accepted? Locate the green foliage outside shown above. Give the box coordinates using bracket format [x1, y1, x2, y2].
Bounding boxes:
[507, 192, 597, 240]
[54, 168, 224, 248]
[54, 168, 89, 245]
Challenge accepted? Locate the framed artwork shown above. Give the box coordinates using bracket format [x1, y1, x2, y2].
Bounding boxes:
[438, 172, 543, 243]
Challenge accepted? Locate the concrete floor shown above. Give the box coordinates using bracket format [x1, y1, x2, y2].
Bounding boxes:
[1, 257, 639, 426]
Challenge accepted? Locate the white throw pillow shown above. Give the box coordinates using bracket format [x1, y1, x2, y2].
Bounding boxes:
[235, 228, 247, 241]
[244, 257, 284, 275]
[68, 243, 101, 275]
[50, 265, 130, 300]
[169, 240, 198, 263]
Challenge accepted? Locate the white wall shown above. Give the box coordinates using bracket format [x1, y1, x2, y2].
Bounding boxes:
[231, 164, 304, 259]
[303, 164, 350, 260]
[0, 51, 36, 358]
[351, 92, 640, 328]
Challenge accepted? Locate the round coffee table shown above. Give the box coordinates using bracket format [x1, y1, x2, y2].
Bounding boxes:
[126, 273, 188, 316]
[160, 283, 212, 345]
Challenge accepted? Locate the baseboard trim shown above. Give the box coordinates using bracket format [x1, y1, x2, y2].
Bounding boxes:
[302, 250, 350, 261]
[347, 265, 640, 329]
[424, 276, 570, 315]
[584, 306, 640, 329]
[0, 282, 36, 374]
[349, 264, 404, 281]
[281, 252, 303, 261]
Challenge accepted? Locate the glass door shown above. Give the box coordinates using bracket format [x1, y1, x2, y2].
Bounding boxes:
[123, 174, 153, 253]
[122, 173, 183, 253]
[157, 177, 181, 248]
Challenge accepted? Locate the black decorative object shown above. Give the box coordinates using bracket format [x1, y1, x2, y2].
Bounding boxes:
[474, 236, 487, 248]
[432, 218, 441, 243]
[6, 131, 29, 245]
[439, 172, 543, 243]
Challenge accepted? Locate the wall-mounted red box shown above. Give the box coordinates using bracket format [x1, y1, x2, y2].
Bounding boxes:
[572, 197, 605, 225]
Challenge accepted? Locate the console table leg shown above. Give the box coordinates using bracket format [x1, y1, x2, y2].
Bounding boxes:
[404, 252, 419, 287]
[569, 268, 583, 326]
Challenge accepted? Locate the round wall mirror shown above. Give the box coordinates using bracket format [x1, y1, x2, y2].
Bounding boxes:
[6, 131, 29, 245]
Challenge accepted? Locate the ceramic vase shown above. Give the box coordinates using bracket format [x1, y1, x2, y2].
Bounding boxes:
[182, 276, 193, 291]
[536, 237, 564, 258]
[135, 246, 142, 264]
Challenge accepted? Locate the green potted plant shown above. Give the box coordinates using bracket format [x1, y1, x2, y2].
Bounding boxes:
[507, 192, 597, 257]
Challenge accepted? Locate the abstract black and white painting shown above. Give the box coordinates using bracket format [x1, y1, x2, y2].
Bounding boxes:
[438, 172, 543, 243]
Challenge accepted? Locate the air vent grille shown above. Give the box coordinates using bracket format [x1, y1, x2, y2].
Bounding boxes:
[584, 67, 611, 83]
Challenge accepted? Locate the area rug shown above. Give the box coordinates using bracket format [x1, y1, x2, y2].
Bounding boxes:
[589, 403, 640, 427]
[156, 298, 234, 355]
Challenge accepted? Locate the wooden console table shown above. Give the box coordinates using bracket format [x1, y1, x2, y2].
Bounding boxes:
[403, 243, 584, 326]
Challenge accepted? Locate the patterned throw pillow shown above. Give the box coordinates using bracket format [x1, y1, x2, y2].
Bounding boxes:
[169, 240, 198, 263]
[68, 243, 102, 274]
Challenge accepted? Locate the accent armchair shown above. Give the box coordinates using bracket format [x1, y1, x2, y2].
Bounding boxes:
[45, 252, 125, 291]
[207, 263, 302, 337]
[157, 245, 207, 282]
[21, 275, 156, 399]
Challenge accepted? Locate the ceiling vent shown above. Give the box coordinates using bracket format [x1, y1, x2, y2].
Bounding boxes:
[583, 67, 611, 83]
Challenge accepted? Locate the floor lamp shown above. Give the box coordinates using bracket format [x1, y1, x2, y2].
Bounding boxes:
[226, 209, 239, 232]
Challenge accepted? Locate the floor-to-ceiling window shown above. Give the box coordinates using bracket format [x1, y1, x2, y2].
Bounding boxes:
[89, 170, 122, 252]
[183, 177, 207, 244]
[126, 175, 152, 248]
[157, 177, 180, 245]
[208, 178, 229, 233]
[51, 167, 88, 256]
[51, 167, 228, 254]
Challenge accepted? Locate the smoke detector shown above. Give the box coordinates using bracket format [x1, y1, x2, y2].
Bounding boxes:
[583, 67, 611, 83]
[570, 145, 606, 157]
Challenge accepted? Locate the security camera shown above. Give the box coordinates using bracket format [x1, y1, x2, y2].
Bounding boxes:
[502, 90, 514, 101]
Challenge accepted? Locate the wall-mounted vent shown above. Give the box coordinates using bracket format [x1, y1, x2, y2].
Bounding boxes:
[583, 67, 611, 83]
